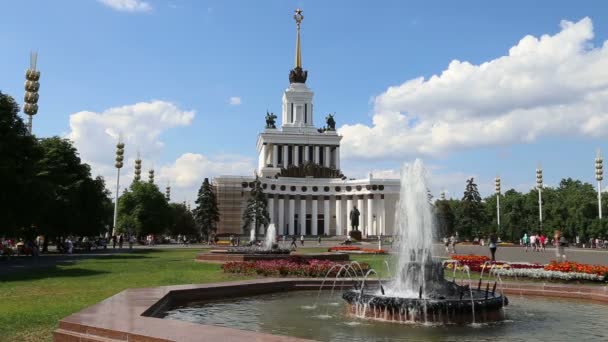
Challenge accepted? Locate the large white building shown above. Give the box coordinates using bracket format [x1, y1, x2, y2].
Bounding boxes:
[213, 9, 399, 237]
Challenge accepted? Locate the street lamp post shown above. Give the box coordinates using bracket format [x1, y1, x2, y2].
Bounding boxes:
[113, 141, 125, 235]
[536, 166, 543, 231]
[596, 150, 603, 219]
[495, 177, 501, 234]
[165, 183, 171, 202]
[24, 52, 41, 135]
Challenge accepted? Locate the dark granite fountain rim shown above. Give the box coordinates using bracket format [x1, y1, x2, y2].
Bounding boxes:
[54, 278, 608, 342]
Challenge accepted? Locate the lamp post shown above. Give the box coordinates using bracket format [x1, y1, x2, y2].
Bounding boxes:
[113, 140, 125, 235]
[440, 191, 446, 201]
[24, 51, 41, 135]
[596, 150, 603, 219]
[134, 153, 142, 182]
[148, 169, 155, 184]
[495, 177, 501, 234]
[165, 183, 171, 202]
[536, 166, 543, 230]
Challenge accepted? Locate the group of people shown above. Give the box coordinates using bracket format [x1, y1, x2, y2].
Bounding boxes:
[443, 235, 459, 254]
[521, 233, 548, 252]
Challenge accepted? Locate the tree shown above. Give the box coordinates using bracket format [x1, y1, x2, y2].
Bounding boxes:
[434, 199, 455, 237]
[36, 137, 112, 238]
[242, 176, 270, 235]
[0, 91, 42, 236]
[193, 178, 219, 239]
[117, 181, 171, 236]
[167, 203, 197, 237]
[457, 178, 487, 239]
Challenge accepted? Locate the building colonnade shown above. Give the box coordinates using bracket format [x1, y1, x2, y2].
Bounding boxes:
[259, 143, 340, 170]
[262, 193, 386, 237]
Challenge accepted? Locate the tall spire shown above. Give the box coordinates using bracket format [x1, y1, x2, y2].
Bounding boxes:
[289, 8, 308, 84]
[294, 8, 303, 68]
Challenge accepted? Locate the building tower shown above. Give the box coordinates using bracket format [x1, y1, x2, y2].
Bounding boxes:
[24, 52, 41, 135]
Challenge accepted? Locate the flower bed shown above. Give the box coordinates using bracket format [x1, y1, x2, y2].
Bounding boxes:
[222, 257, 370, 277]
[328, 246, 360, 252]
[328, 246, 387, 254]
[444, 254, 608, 283]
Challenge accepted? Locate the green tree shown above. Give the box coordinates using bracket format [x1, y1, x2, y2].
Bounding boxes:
[0, 92, 42, 236]
[242, 176, 270, 236]
[457, 178, 487, 239]
[166, 203, 197, 237]
[434, 199, 455, 237]
[117, 181, 171, 236]
[36, 137, 112, 238]
[193, 178, 219, 239]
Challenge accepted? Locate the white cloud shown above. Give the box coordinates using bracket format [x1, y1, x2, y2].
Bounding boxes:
[229, 96, 242, 105]
[339, 18, 608, 160]
[66, 100, 254, 203]
[98, 0, 152, 13]
[157, 153, 255, 203]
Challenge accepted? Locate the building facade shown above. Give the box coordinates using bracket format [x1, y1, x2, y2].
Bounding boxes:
[214, 9, 399, 237]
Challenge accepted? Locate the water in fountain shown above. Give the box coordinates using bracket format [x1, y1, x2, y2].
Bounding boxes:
[250, 227, 255, 243]
[264, 224, 277, 251]
[385, 159, 434, 298]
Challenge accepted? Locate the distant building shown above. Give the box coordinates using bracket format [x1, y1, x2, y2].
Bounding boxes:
[213, 10, 399, 237]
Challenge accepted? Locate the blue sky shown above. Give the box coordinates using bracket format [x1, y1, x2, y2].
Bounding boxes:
[2, 0, 608, 203]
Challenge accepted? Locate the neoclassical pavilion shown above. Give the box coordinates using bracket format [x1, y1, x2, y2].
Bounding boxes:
[213, 9, 399, 237]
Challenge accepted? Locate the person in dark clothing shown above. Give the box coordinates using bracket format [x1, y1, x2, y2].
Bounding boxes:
[112, 235, 117, 249]
[290, 235, 298, 250]
[118, 235, 123, 249]
[489, 234, 498, 262]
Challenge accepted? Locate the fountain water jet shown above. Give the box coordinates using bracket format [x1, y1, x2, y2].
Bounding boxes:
[342, 159, 508, 324]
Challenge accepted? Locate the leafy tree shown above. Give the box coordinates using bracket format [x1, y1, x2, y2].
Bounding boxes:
[457, 178, 487, 239]
[434, 199, 456, 237]
[0, 92, 42, 236]
[117, 181, 171, 236]
[193, 178, 219, 239]
[166, 203, 197, 237]
[242, 176, 270, 236]
[36, 137, 112, 238]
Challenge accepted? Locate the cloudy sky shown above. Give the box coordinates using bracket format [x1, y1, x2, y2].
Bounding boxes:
[2, 0, 608, 203]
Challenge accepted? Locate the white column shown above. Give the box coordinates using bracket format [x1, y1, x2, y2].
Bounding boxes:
[283, 145, 289, 167]
[304, 146, 310, 162]
[335, 146, 340, 170]
[272, 145, 279, 167]
[367, 195, 374, 237]
[268, 196, 275, 224]
[380, 195, 385, 235]
[346, 197, 353, 234]
[299, 196, 306, 236]
[288, 196, 295, 235]
[278, 197, 285, 235]
[294, 145, 300, 166]
[335, 196, 342, 235]
[324, 146, 330, 167]
[314, 146, 320, 164]
[259, 144, 266, 170]
[323, 197, 330, 236]
[357, 196, 365, 234]
[311, 197, 318, 236]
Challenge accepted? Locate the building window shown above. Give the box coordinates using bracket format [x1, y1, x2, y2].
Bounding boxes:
[304, 103, 307, 123]
[291, 103, 294, 123]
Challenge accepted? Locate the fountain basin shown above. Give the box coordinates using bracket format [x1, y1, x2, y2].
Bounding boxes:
[342, 288, 508, 324]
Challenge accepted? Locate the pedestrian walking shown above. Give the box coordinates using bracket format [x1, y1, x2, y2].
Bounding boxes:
[118, 235, 123, 249]
[112, 235, 117, 249]
[300, 235, 305, 246]
[489, 234, 498, 262]
[318, 236, 322, 246]
[290, 235, 298, 250]
[523, 233, 529, 252]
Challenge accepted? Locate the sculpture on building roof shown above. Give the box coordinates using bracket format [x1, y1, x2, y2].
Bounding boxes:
[277, 161, 344, 179]
[265, 111, 277, 129]
[325, 113, 336, 131]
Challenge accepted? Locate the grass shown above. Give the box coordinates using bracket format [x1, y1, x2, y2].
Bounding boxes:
[0, 249, 251, 342]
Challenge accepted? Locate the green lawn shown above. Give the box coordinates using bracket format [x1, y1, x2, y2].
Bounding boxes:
[0, 248, 392, 341]
[0, 249, 251, 342]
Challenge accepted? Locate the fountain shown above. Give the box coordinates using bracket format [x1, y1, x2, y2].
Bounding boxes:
[342, 159, 508, 324]
[263, 223, 277, 250]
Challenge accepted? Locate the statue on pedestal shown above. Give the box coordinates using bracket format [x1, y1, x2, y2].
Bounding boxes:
[349, 206, 360, 231]
[265, 111, 277, 129]
[325, 113, 336, 131]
